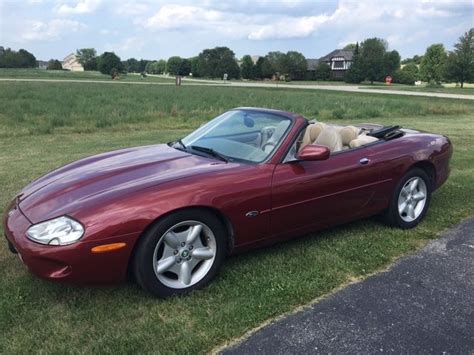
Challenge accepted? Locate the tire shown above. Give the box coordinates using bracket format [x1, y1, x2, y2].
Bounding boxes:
[384, 168, 432, 229]
[133, 209, 227, 298]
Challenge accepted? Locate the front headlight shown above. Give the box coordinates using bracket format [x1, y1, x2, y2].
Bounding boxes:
[26, 216, 84, 246]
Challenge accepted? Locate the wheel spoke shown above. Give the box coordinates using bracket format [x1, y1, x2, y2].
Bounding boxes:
[164, 231, 180, 249]
[401, 186, 410, 197]
[186, 224, 203, 245]
[156, 256, 176, 274]
[409, 178, 419, 192]
[398, 201, 408, 215]
[178, 262, 192, 285]
[413, 192, 425, 202]
[192, 247, 214, 260]
[408, 204, 416, 219]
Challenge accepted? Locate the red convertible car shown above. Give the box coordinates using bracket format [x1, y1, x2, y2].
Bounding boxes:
[3, 108, 452, 297]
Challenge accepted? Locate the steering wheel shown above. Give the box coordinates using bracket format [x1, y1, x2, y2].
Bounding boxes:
[260, 126, 276, 149]
[262, 141, 276, 152]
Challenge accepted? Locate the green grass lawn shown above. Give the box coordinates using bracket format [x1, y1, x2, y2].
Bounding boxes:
[0, 82, 473, 353]
[360, 82, 474, 95]
[0, 68, 173, 83]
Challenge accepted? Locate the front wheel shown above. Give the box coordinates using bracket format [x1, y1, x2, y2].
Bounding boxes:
[384, 168, 432, 229]
[133, 210, 227, 298]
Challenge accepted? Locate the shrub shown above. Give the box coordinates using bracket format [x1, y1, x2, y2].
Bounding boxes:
[98, 52, 123, 75]
[47, 59, 62, 70]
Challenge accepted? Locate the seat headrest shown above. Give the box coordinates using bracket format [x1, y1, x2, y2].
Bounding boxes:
[300, 122, 326, 151]
[339, 126, 360, 145]
[314, 126, 342, 152]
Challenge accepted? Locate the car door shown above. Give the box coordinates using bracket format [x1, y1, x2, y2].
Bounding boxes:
[270, 146, 382, 239]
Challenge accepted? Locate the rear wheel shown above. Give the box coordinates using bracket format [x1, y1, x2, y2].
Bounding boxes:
[385, 168, 432, 229]
[133, 210, 227, 298]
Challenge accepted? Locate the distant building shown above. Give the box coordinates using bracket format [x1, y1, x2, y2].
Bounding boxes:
[37, 60, 48, 69]
[251, 55, 261, 64]
[62, 53, 84, 71]
[307, 49, 354, 79]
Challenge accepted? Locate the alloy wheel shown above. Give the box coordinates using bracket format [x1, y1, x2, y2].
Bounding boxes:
[397, 176, 427, 222]
[152, 220, 216, 289]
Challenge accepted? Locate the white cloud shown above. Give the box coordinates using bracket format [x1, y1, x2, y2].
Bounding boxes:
[140, 0, 469, 42]
[114, 1, 149, 16]
[144, 5, 223, 30]
[21, 19, 86, 41]
[118, 37, 145, 51]
[56, 0, 102, 15]
[248, 15, 329, 40]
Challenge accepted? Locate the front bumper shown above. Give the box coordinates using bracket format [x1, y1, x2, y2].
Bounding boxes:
[3, 206, 139, 284]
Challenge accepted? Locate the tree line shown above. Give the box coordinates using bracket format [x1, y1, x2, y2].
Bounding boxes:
[0, 47, 37, 68]
[1, 27, 472, 87]
[75, 27, 473, 87]
[345, 28, 473, 87]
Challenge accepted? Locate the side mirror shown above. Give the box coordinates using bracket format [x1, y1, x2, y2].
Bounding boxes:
[296, 144, 330, 161]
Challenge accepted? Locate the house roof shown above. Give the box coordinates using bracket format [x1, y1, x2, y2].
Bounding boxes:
[307, 48, 355, 70]
[319, 49, 354, 62]
[306, 58, 320, 71]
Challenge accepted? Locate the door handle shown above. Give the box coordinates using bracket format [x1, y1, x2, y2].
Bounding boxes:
[359, 157, 370, 165]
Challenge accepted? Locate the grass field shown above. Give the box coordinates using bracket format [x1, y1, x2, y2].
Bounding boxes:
[0, 68, 172, 83]
[0, 81, 473, 353]
[362, 83, 474, 95]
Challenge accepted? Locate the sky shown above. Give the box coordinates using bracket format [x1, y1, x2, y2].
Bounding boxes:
[0, 0, 472, 61]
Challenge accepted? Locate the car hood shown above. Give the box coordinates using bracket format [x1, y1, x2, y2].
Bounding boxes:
[18, 144, 231, 223]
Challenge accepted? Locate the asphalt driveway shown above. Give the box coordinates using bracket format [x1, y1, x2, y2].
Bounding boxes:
[223, 217, 474, 354]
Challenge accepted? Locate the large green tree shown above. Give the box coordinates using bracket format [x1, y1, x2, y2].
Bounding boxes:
[285, 51, 307, 80]
[178, 58, 191, 76]
[47, 59, 62, 70]
[197, 47, 240, 79]
[401, 54, 423, 65]
[393, 63, 419, 85]
[257, 57, 276, 79]
[420, 44, 447, 84]
[253, 57, 270, 79]
[76, 48, 97, 70]
[343, 43, 357, 50]
[97, 52, 123, 75]
[444, 28, 473, 88]
[125, 58, 139, 72]
[240, 55, 255, 79]
[360, 38, 387, 84]
[266, 51, 286, 75]
[167, 56, 182, 75]
[383, 50, 401, 77]
[0, 47, 37, 68]
[190, 57, 201, 77]
[345, 42, 365, 83]
[145, 60, 166, 74]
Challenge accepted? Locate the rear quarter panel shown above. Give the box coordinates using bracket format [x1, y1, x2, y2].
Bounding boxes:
[367, 132, 452, 209]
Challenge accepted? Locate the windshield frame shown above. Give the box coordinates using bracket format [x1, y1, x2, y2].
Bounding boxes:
[177, 109, 296, 165]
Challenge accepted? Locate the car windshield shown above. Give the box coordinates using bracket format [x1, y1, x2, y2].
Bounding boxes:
[178, 110, 292, 163]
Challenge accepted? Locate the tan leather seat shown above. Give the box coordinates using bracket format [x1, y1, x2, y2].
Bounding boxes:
[339, 126, 360, 146]
[349, 134, 379, 148]
[300, 122, 326, 151]
[314, 126, 342, 152]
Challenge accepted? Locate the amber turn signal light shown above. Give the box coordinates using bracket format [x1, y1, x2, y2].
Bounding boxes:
[91, 242, 127, 253]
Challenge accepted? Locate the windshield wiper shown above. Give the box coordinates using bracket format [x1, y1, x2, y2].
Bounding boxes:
[189, 145, 229, 162]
